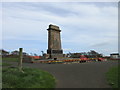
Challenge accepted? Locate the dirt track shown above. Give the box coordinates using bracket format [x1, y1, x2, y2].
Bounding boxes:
[4, 60, 118, 88]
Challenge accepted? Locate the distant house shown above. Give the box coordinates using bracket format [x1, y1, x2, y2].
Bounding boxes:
[11, 50, 19, 55]
[22, 52, 29, 56]
[0, 49, 9, 56]
[110, 53, 119, 59]
[29, 56, 41, 59]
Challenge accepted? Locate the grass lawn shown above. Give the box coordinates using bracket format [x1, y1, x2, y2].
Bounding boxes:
[2, 67, 56, 88]
[2, 62, 11, 66]
[2, 57, 18, 62]
[106, 65, 119, 88]
[0, 62, 2, 66]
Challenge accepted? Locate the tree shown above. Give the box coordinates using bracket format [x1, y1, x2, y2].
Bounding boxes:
[34, 53, 38, 56]
[87, 50, 103, 58]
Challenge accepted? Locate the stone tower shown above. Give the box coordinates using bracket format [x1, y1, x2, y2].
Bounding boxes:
[47, 24, 63, 59]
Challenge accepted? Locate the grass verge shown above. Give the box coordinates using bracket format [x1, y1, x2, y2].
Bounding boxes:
[2, 67, 56, 88]
[106, 66, 119, 88]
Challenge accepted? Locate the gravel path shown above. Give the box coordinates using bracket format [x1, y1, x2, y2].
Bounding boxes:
[4, 60, 118, 88]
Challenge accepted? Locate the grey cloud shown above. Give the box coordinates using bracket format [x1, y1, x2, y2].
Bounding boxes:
[90, 42, 110, 47]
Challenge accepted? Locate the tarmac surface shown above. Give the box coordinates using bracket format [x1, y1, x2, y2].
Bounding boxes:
[4, 60, 118, 88]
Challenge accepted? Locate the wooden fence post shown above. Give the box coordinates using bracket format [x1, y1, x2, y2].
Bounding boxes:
[18, 48, 24, 73]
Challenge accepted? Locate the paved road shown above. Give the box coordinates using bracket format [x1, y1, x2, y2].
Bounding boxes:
[5, 60, 118, 88]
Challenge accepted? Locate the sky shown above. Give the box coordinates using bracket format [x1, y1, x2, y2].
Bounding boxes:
[1, 2, 118, 56]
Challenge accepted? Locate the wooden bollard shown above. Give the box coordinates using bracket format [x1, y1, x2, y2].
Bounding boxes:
[18, 48, 24, 73]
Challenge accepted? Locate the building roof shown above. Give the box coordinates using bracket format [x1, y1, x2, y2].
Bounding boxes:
[110, 53, 119, 55]
[0, 49, 9, 53]
[29, 56, 41, 59]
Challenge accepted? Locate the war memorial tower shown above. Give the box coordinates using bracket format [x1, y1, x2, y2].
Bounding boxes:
[47, 24, 63, 59]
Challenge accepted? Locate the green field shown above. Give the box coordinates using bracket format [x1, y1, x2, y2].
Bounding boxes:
[106, 66, 119, 88]
[2, 67, 56, 88]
